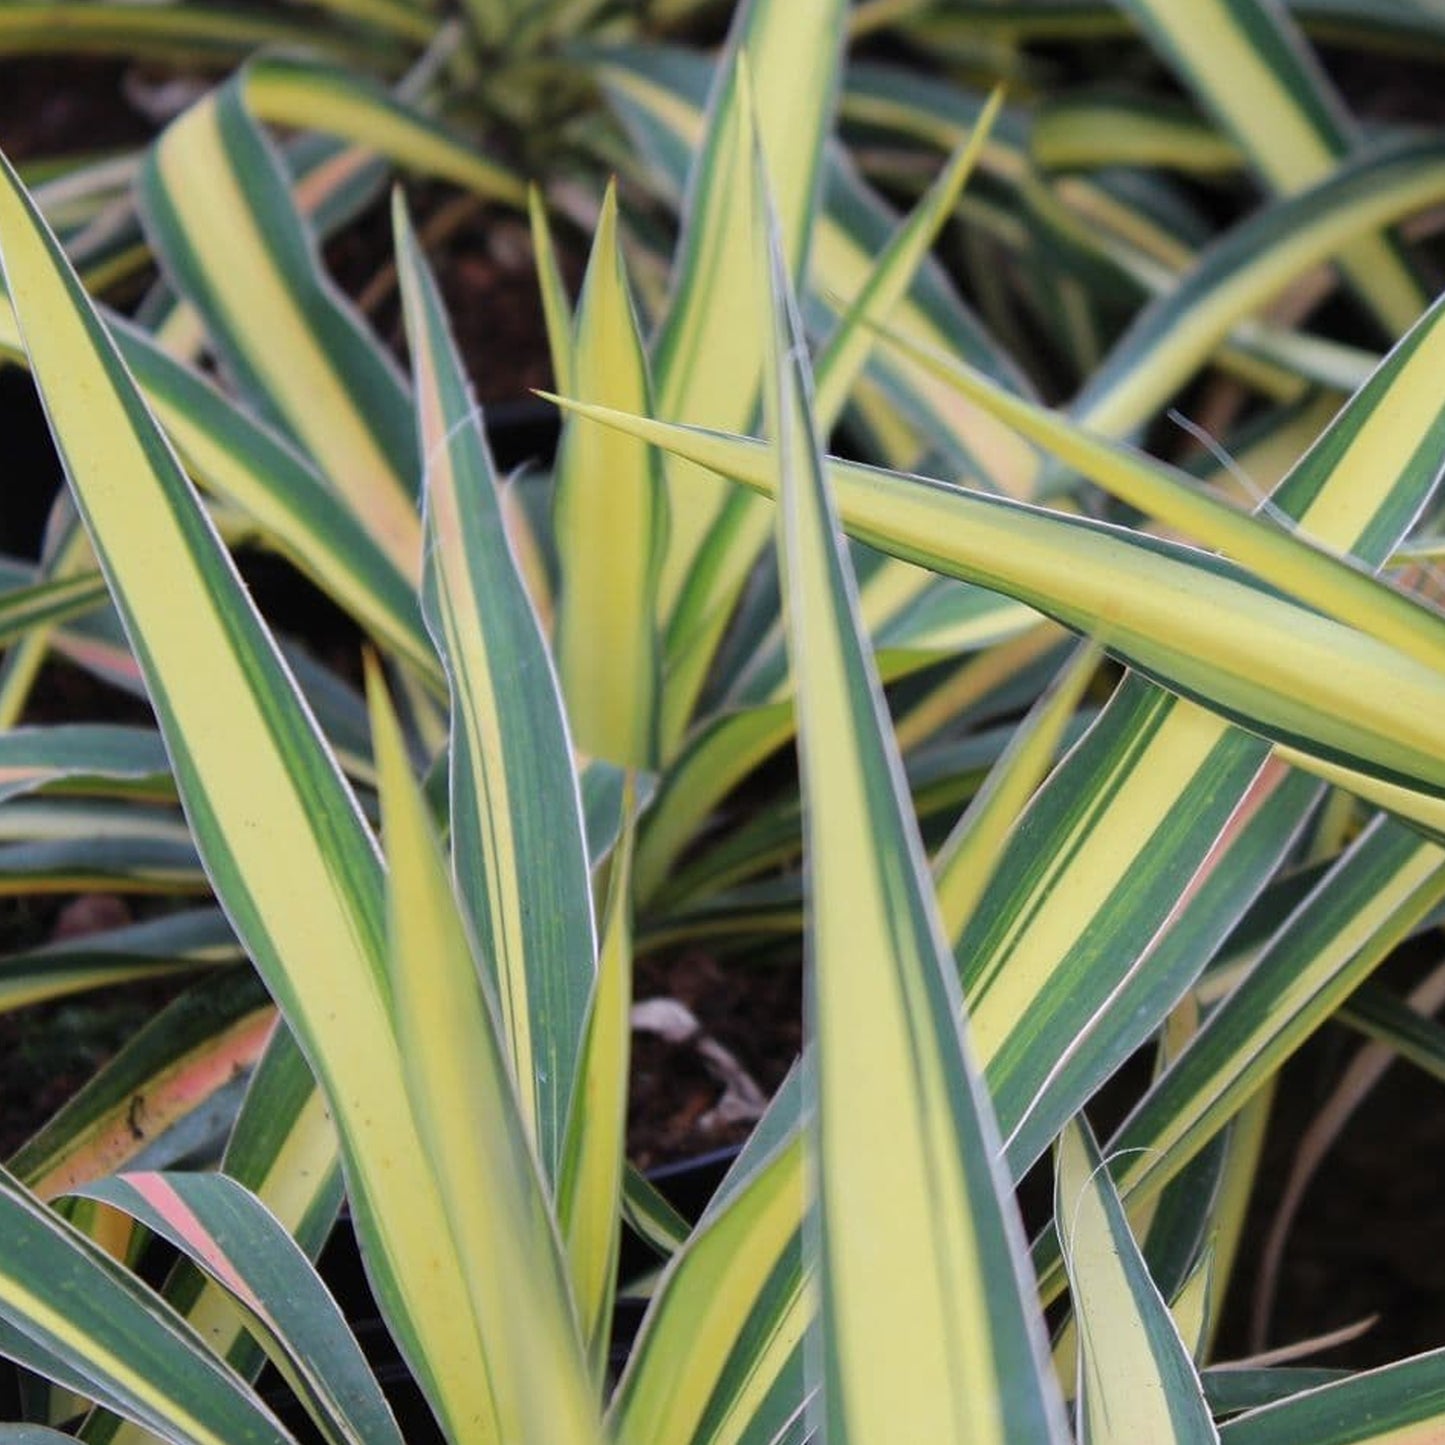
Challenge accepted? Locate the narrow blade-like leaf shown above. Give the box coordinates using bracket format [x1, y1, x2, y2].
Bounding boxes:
[11, 970, 273, 1199]
[558, 789, 637, 1370]
[0, 1165, 293, 1445]
[0, 145, 534, 1444]
[1056, 1116, 1218, 1444]
[543, 402, 1445, 802]
[367, 662, 601, 1445]
[1116, 0, 1425, 333]
[78, 1173, 403, 1445]
[609, 1086, 808, 1445]
[1220, 1348, 1445, 1443]
[394, 193, 596, 1183]
[554, 183, 665, 768]
[141, 87, 421, 579]
[759, 127, 1067, 1444]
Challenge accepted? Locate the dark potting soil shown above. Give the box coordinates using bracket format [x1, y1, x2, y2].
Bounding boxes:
[0, 57, 155, 165]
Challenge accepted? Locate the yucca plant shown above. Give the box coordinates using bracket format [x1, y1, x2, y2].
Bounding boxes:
[0, 0, 738, 407]
[71, 0, 961, 359]
[2, 0, 1445, 1442]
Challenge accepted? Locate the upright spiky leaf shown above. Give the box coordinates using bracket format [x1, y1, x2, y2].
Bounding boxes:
[1056, 1116, 1218, 1445]
[0, 150, 543, 1445]
[394, 193, 597, 1185]
[141, 87, 421, 579]
[757, 128, 1068, 1444]
[554, 184, 665, 768]
[366, 662, 602, 1445]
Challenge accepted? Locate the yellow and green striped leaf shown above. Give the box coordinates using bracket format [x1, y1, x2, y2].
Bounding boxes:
[0, 2, 394, 66]
[836, 72, 1429, 439]
[0, 569, 107, 650]
[603, 34, 1038, 743]
[837, 63, 1225, 396]
[0, 1163, 294, 1445]
[961, 279, 1445, 1166]
[395, 196, 597, 1183]
[77, 1172, 403, 1445]
[1273, 744, 1445, 843]
[609, 44, 1036, 483]
[0, 907, 236, 1018]
[838, 85, 1421, 445]
[0, 145, 535, 1445]
[648, 0, 844, 603]
[1099, 817, 1445, 1235]
[1030, 831, 1445, 1313]
[558, 792, 636, 1371]
[367, 661, 602, 1445]
[554, 183, 665, 768]
[529, 186, 576, 394]
[141, 86, 422, 582]
[296, 0, 440, 41]
[988, 742, 1316, 1174]
[240, 56, 525, 207]
[932, 642, 1100, 943]
[935, 271, 1445, 1172]
[0, 511, 113, 732]
[837, 63, 1353, 401]
[619, 1168, 691, 1263]
[1056, 1116, 1218, 1445]
[1115, 0, 1425, 334]
[542, 401, 1445, 803]
[628, 87, 1031, 892]
[10, 970, 273, 1200]
[0, 726, 171, 806]
[86, 1024, 346, 1445]
[863, 0, 1445, 57]
[608, 1083, 808, 1445]
[1338, 981, 1445, 1087]
[880, 306, 1445, 677]
[638, 618, 1069, 913]
[558, 249, 1445, 1194]
[1071, 135, 1445, 439]
[1169, 1249, 1214, 1363]
[0, 289, 436, 684]
[0, 800, 204, 896]
[759, 139, 1067, 1444]
[634, 700, 793, 904]
[1219, 1347, 1445, 1443]
[1030, 94, 1242, 176]
[108, 310, 436, 681]
[812, 86, 1004, 428]
[601, 553, 1042, 910]
[608, 0, 846, 750]
[814, 128, 1041, 485]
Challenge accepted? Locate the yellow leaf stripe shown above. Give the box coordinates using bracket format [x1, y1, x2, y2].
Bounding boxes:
[396, 195, 596, 1181]
[144, 90, 422, 582]
[542, 401, 1445, 802]
[369, 660, 602, 1445]
[554, 184, 664, 768]
[0, 150, 553, 1444]
[758, 121, 1067, 1443]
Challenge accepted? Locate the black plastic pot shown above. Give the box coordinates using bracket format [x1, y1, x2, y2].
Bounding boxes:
[483, 397, 561, 475]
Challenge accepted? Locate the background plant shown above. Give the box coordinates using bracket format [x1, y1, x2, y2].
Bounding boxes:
[0, 1, 1443, 1442]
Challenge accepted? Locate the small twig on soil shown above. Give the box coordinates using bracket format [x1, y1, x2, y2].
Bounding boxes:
[630, 997, 770, 1131]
